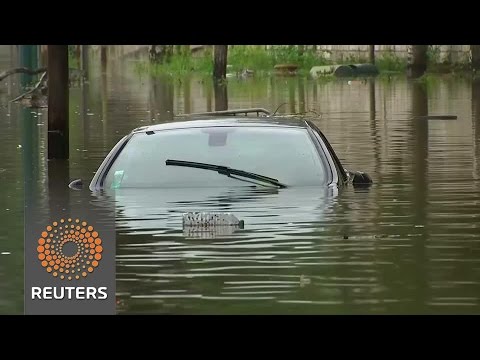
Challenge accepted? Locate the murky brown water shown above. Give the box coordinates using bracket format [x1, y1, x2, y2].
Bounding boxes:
[1, 47, 480, 314]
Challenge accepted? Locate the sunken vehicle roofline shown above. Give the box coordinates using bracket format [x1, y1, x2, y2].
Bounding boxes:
[130, 116, 310, 134]
[80, 108, 372, 192]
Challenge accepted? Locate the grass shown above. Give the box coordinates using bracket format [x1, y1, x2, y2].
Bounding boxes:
[134, 48, 213, 77]
[135, 48, 214, 77]
[228, 46, 330, 74]
[135, 46, 332, 78]
[68, 45, 80, 69]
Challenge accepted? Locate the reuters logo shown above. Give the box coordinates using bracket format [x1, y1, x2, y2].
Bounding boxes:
[37, 218, 103, 280]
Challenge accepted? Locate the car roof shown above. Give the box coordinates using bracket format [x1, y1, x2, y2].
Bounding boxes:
[131, 116, 310, 133]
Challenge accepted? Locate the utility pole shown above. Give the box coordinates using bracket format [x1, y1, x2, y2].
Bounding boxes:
[369, 45, 375, 64]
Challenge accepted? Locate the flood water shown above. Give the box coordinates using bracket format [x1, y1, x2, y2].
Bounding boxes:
[1, 47, 480, 314]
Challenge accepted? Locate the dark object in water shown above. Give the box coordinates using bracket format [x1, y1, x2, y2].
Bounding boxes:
[311, 63, 379, 78]
[68, 178, 83, 190]
[335, 64, 379, 77]
[415, 115, 458, 120]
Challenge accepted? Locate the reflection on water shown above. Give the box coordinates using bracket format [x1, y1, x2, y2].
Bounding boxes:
[1, 48, 480, 314]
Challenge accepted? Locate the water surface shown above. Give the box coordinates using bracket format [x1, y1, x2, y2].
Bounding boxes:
[1, 47, 479, 314]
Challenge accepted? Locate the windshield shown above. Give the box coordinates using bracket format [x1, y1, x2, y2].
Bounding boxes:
[103, 126, 328, 188]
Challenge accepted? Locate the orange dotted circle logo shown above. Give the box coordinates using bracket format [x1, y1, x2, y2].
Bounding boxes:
[37, 218, 103, 280]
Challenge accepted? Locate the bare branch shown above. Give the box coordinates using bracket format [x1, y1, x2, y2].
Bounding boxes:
[10, 71, 48, 103]
[0, 67, 47, 82]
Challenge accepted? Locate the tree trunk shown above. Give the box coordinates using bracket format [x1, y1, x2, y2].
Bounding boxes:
[471, 45, 480, 71]
[214, 81, 228, 111]
[47, 45, 69, 159]
[408, 45, 428, 78]
[369, 79, 376, 121]
[100, 46, 107, 73]
[40, 45, 48, 67]
[81, 45, 89, 79]
[369, 45, 375, 64]
[213, 45, 228, 81]
[75, 45, 81, 67]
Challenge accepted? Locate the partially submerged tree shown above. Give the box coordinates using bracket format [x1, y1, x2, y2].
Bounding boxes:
[213, 45, 228, 81]
[369, 45, 375, 64]
[407, 45, 428, 78]
[213, 45, 228, 110]
[47, 45, 69, 159]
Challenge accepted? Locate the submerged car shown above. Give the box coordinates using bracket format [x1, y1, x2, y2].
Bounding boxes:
[80, 109, 372, 192]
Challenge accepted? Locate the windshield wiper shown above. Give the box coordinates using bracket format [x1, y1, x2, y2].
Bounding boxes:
[165, 159, 287, 188]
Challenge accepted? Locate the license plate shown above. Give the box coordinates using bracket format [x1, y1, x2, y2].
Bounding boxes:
[183, 225, 238, 239]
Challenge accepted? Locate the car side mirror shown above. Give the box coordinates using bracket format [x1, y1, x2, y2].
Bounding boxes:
[68, 179, 83, 190]
[348, 171, 373, 187]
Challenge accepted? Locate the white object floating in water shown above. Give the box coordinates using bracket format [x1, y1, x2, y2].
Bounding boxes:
[87, 112, 95, 116]
[17, 145, 22, 149]
[1, 252, 11, 255]
[183, 212, 244, 228]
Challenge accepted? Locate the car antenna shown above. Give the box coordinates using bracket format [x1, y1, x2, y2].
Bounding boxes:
[272, 103, 287, 116]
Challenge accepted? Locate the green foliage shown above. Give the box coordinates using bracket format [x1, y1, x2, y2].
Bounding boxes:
[135, 48, 213, 77]
[376, 50, 407, 73]
[227, 46, 272, 73]
[228, 45, 330, 74]
[136, 46, 332, 78]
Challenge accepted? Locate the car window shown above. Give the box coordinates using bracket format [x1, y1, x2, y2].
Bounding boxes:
[103, 126, 328, 188]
